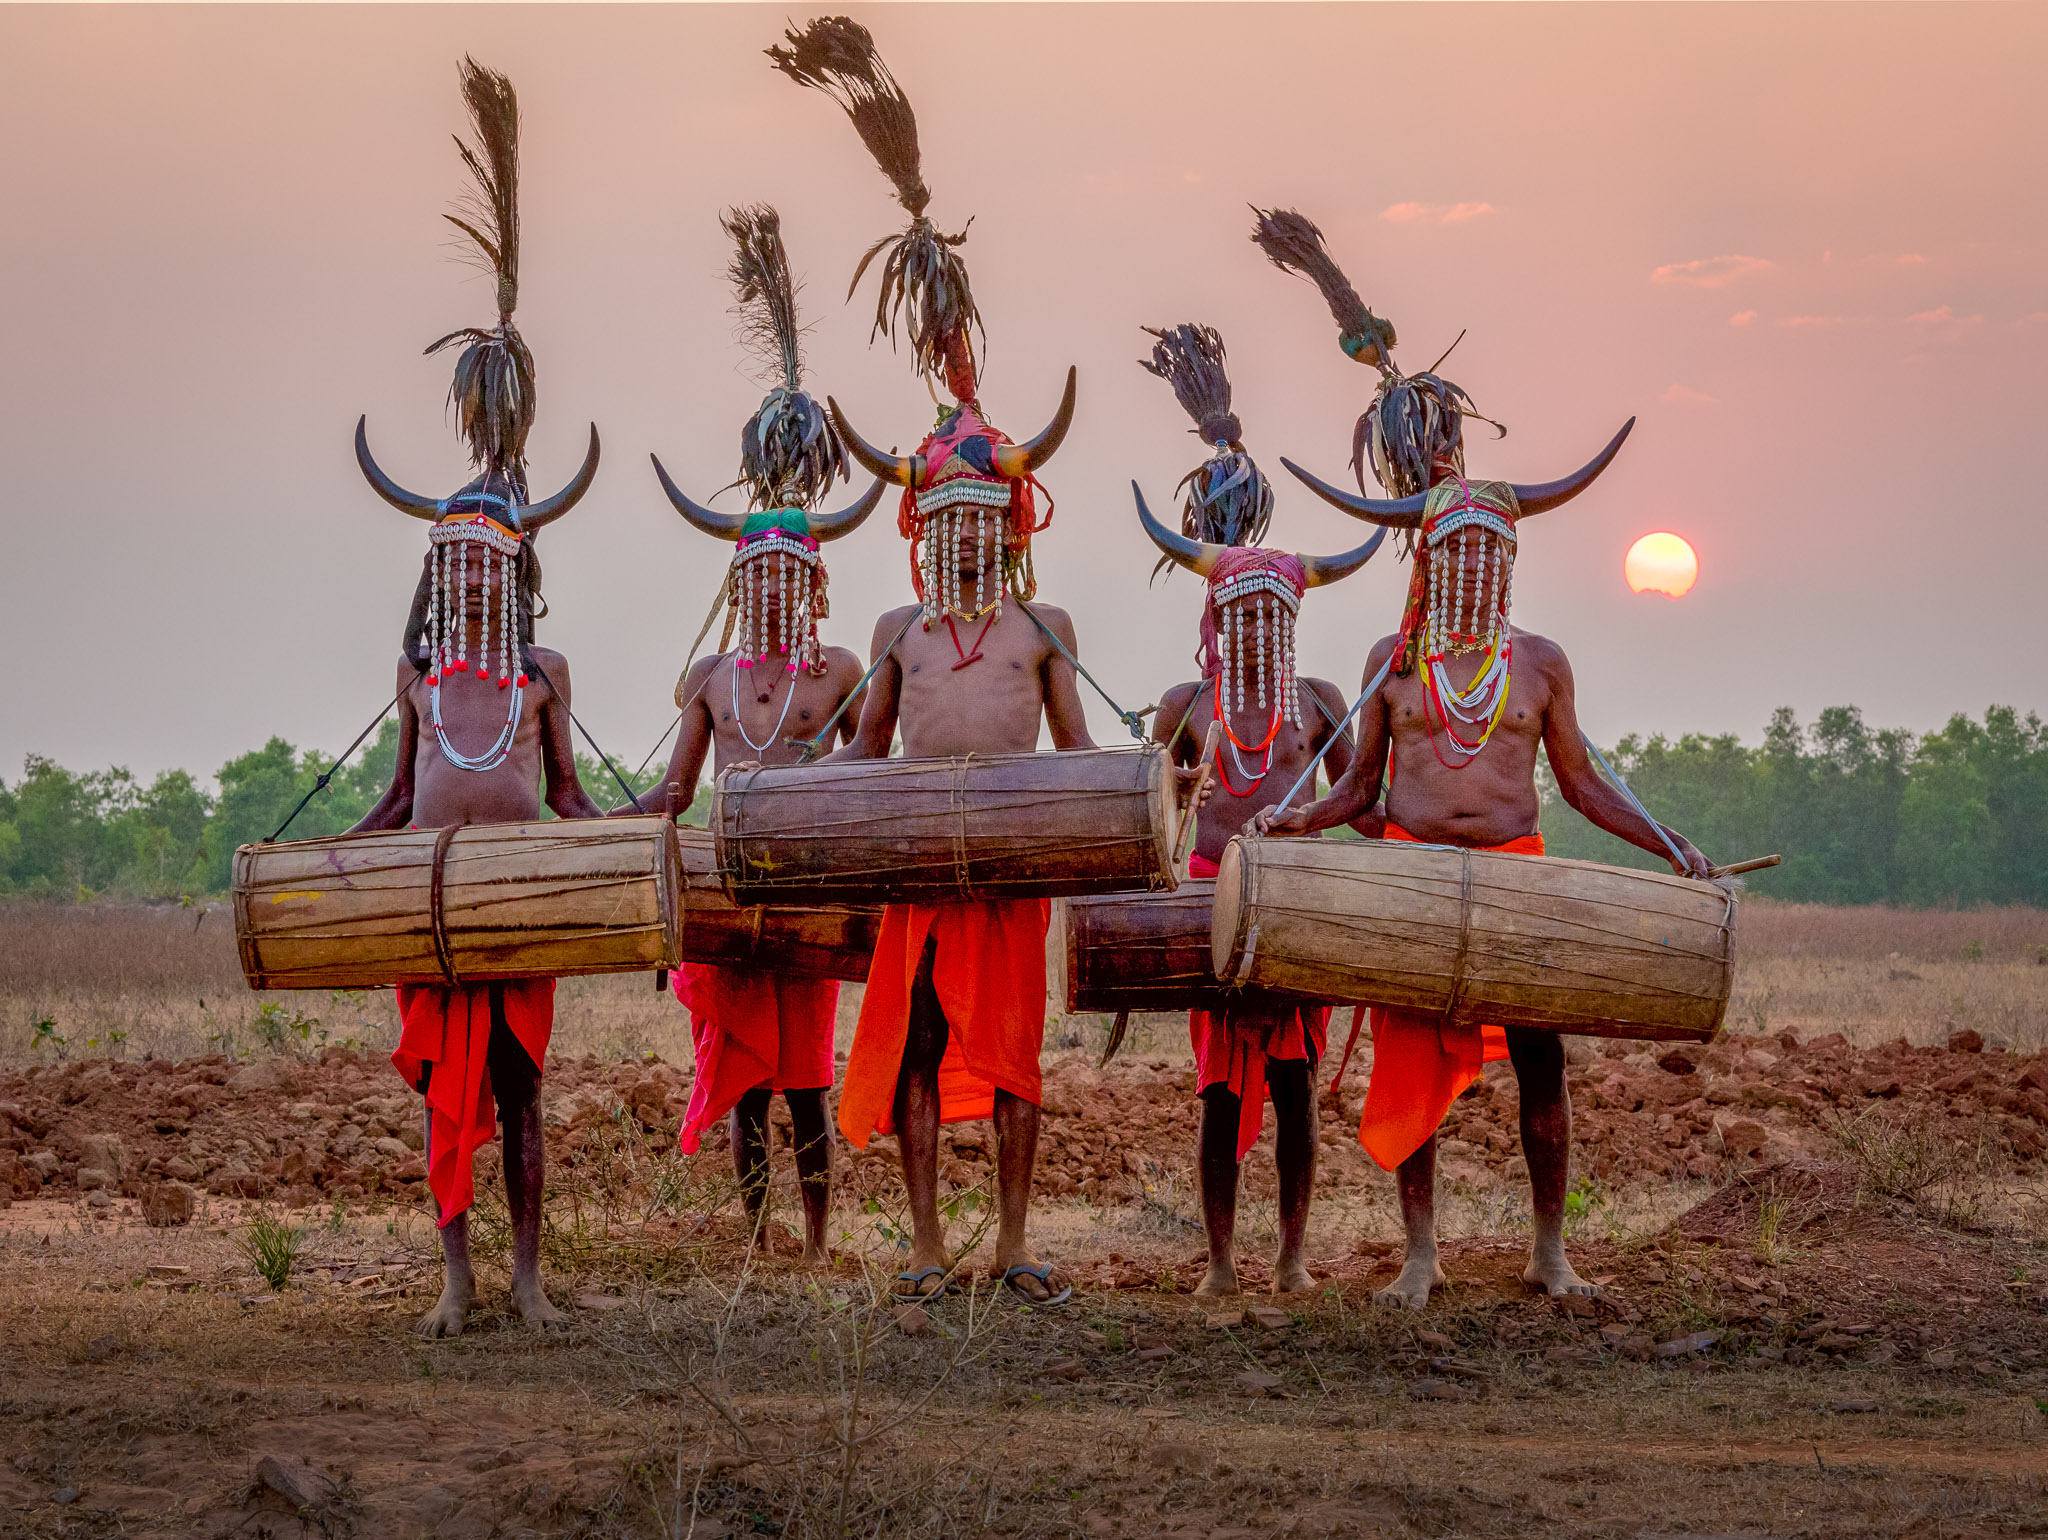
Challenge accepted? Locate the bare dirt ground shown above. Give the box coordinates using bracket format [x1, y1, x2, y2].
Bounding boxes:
[2, 901, 2046, 1537]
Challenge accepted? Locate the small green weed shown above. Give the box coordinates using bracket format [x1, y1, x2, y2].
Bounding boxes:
[240, 1210, 307, 1292]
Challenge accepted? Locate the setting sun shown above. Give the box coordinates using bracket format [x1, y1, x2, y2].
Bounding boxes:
[1625, 532, 1699, 598]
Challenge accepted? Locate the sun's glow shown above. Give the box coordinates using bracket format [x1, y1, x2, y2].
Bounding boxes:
[1625, 532, 1699, 597]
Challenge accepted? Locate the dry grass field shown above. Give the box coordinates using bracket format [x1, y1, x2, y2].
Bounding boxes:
[2, 898, 2046, 1538]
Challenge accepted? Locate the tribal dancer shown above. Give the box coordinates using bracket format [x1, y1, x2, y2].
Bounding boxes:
[1250, 209, 1711, 1306]
[1137, 323, 1387, 1297]
[772, 16, 1108, 1305]
[639, 205, 883, 1262]
[350, 60, 604, 1336]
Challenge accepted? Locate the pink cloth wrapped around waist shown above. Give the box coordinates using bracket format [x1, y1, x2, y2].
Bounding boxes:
[673, 964, 838, 1153]
[837, 899, 1050, 1150]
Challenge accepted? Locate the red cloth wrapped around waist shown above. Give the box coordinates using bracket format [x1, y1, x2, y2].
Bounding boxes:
[673, 964, 839, 1154]
[1187, 850, 1327, 1158]
[837, 899, 1049, 1150]
[392, 978, 554, 1227]
[1356, 822, 1543, 1171]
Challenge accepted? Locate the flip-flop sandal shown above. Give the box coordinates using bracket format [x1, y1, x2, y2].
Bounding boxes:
[893, 1266, 956, 1301]
[1000, 1262, 1073, 1308]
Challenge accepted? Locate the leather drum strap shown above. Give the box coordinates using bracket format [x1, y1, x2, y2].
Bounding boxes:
[1443, 847, 1474, 1035]
[430, 823, 461, 989]
[952, 754, 976, 901]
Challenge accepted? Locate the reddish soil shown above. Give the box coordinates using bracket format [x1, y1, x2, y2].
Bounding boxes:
[3, 1027, 2041, 1219]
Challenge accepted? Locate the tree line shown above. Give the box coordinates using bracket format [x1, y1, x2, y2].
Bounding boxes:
[2, 704, 2043, 908]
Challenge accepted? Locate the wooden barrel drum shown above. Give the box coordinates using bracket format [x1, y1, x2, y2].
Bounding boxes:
[1060, 881, 1219, 1014]
[674, 825, 880, 981]
[232, 817, 682, 991]
[713, 746, 1179, 906]
[1210, 837, 1734, 1042]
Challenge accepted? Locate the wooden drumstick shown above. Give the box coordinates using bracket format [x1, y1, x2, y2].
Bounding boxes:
[1707, 854, 1782, 880]
[1172, 721, 1224, 869]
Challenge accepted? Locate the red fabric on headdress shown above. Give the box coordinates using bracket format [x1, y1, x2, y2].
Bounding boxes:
[896, 404, 1051, 606]
[1198, 548, 1307, 680]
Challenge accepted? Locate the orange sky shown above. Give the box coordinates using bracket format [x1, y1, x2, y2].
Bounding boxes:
[2, 4, 2043, 777]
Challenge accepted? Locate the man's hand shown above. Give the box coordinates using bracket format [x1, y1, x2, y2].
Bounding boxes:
[1671, 837, 1712, 880]
[1174, 764, 1213, 814]
[1252, 804, 1311, 838]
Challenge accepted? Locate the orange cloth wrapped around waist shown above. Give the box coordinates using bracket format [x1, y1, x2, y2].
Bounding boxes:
[1188, 850, 1329, 1159]
[1356, 823, 1543, 1172]
[673, 964, 838, 1154]
[837, 899, 1050, 1149]
[392, 978, 555, 1227]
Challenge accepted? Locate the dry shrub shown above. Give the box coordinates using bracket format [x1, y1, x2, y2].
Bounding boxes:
[1828, 1102, 2007, 1229]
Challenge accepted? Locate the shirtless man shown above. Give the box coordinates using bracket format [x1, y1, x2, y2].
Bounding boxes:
[1133, 322, 1387, 1298]
[822, 377, 1101, 1303]
[348, 57, 605, 1337]
[1253, 203, 1711, 1304]
[637, 204, 885, 1262]
[349, 484, 604, 1335]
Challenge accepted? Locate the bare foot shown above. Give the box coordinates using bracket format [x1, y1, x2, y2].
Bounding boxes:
[799, 1239, 832, 1268]
[1193, 1259, 1239, 1300]
[1372, 1254, 1446, 1311]
[415, 1275, 474, 1338]
[512, 1275, 567, 1328]
[1522, 1247, 1600, 1297]
[1271, 1257, 1316, 1296]
[994, 1248, 1072, 1304]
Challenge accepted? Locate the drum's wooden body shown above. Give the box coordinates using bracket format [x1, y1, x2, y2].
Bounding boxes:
[713, 746, 1179, 906]
[674, 826, 879, 981]
[1211, 837, 1733, 1042]
[1060, 882, 1220, 1013]
[233, 817, 681, 991]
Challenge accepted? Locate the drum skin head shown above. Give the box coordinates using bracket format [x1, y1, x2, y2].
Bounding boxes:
[1211, 837, 1250, 982]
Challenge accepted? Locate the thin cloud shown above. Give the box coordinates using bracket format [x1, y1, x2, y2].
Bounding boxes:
[1662, 384, 1719, 406]
[2017, 312, 2048, 328]
[1651, 254, 1772, 289]
[1909, 304, 1982, 326]
[1778, 314, 1847, 328]
[1380, 201, 1495, 225]
[1729, 310, 1757, 327]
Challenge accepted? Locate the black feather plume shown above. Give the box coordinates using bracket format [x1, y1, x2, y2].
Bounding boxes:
[426, 58, 533, 485]
[1250, 206, 1396, 368]
[770, 17, 981, 398]
[1140, 324, 1272, 563]
[723, 205, 848, 510]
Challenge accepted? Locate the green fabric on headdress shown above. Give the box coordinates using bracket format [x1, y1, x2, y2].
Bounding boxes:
[739, 507, 813, 542]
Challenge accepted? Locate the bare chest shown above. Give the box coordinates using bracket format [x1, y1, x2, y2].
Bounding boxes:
[709, 661, 850, 768]
[895, 611, 1049, 755]
[409, 672, 545, 825]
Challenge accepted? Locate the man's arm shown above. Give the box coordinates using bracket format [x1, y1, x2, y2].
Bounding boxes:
[619, 654, 718, 818]
[830, 650, 869, 751]
[1152, 681, 1202, 767]
[1031, 603, 1098, 752]
[1256, 639, 1396, 836]
[535, 652, 608, 821]
[820, 610, 907, 762]
[350, 662, 420, 833]
[1302, 677, 1384, 836]
[1536, 638, 1711, 877]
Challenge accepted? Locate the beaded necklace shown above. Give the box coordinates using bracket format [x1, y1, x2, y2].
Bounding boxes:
[729, 651, 796, 754]
[1417, 520, 1514, 767]
[424, 514, 527, 773]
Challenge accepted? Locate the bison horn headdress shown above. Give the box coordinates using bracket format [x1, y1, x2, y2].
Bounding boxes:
[1251, 206, 1632, 760]
[769, 16, 1076, 626]
[355, 60, 600, 771]
[650, 205, 883, 678]
[1134, 323, 1385, 739]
